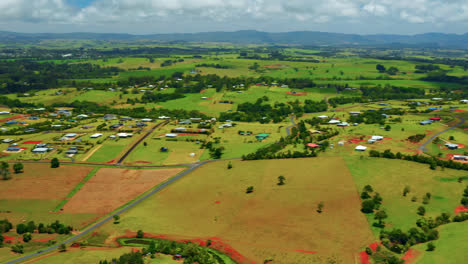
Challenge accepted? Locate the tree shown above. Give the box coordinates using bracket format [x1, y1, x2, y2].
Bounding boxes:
[16, 223, 27, 234]
[13, 163, 24, 174]
[277, 175, 286, 185]
[22, 233, 32, 243]
[246, 186, 254, 194]
[426, 242, 435, 251]
[59, 244, 67, 252]
[374, 210, 388, 226]
[143, 142, 147, 147]
[361, 191, 371, 199]
[376, 64, 386, 73]
[227, 162, 232, 170]
[361, 200, 376, 213]
[385, 125, 391, 131]
[363, 185, 373, 193]
[463, 185, 468, 197]
[417, 206, 426, 216]
[113, 215, 120, 224]
[51, 158, 60, 168]
[136, 230, 144, 238]
[0, 234, 4, 247]
[11, 243, 24, 254]
[461, 197, 468, 207]
[1, 162, 10, 180]
[317, 201, 324, 213]
[403, 186, 411, 197]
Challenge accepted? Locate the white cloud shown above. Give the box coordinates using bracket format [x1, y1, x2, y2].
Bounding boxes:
[0, 0, 468, 33]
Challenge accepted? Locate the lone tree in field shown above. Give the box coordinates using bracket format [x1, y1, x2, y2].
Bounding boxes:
[417, 206, 426, 216]
[317, 201, 324, 213]
[136, 230, 144, 238]
[363, 185, 373, 193]
[113, 215, 120, 224]
[51, 158, 60, 168]
[403, 186, 411, 197]
[1, 162, 11, 180]
[426, 242, 435, 251]
[376, 64, 386, 73]
[246, 186, 254, 194]
[13, 163, 24, 174]
[374, 210, 388, 227]
[227, 162, 232, 169]
[22, 233, 32, 243]
[277, 175, 286, 185]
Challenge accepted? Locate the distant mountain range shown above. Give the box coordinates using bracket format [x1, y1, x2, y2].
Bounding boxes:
[0, 30, 467, 49]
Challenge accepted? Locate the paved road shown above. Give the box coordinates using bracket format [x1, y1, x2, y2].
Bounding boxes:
[418, 117, 466, 152]
[4, 160, 212, 264]
[285, 115, 297, 136]
[116, 121, 169, 165]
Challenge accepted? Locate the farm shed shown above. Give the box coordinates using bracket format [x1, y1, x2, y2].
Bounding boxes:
[445, 143, 459, 150]
[90, 133, 103, 138]
[355, 145, 367, 151]
[453, 155, 468, 161]
[165, 134, 178, 138]
[420, 120, 433, 125]
[328, 120, 340, 124]
[32, 148, 49, 154]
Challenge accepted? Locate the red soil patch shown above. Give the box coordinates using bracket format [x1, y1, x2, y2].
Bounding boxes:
[215, 201, 221, 204]
[62, 168, 184, 215]
[454, 109, 468, 113]
[360, 251, 370, 264]
[286, 91, 307, 96]
[200, 89, 207, 93]
[349, 139, 366, 144]
[368, 242, 380, 251]
[106, 159, 116, 164]
[457, 144, 466, 149]
[383, 137, 393, 140]
[264, 64, 282, 69]
[0, 115, 27, 123]
[402, 249, 420, 264]
[3, 236, 16, 242]
[22, 141, 43, 144]
[455, 205, 468, 214]
[33, 237, 54, 242]
[294, 249, 317, 254]
[425, 130, 433, 134]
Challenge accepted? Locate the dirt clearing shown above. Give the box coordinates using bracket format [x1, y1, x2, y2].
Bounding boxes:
[62, 167, 184, 215]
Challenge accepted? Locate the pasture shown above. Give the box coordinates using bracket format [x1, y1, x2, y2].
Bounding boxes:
[345, 156, 467, 233]
[93, 157, 374, 264]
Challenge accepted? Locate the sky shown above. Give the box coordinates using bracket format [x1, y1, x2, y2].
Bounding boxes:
[0, 0, 467, 35]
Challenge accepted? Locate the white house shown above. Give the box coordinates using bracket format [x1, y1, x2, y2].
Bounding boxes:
[141, 118, 153, 122]
[328, 120, 340, 124]
[371, 136, 384, 141]
[158, 116, 171, 119]
[165, 134, 178, 138]
[90, 133, 103, 138]
[117, 133, 133, 138]
[317, 115, 328, 119]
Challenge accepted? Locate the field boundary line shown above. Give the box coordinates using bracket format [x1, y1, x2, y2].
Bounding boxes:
[52, 167, 100, 212]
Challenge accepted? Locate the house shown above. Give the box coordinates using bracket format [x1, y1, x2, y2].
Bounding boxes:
[256, 133, 269, 141]
[24, 128, 36, 133]
[66, 147, 78, 155]
[172, 127, 187, 133]
[109, 123, 124, 129]
[104, 114, 117, 120]
[328, 120, 340, 124]
[90, 133, 103, 138]
[349, 112, 361, 116]
[432, 98, 443, 101]
[427, 107, 439, 111]
[82, 125, 94, 129]
[355, 145, 368, 151]
[36, 143, 48, 148]
[117, 133, 133, 138]
[0, 111, 10, 115]
[460, 100, 468, 104]
[6, 146, 21, 152]
[49, 113, 59, 117]
[160, 147, 168, 152]
[76, 114, 89, 119]
[51, 124, 62, 128]
[165, 134, 178, 138]
[28, 116, 40, 120]
[429, 117, 441, 121]
[371, 136, 384, 141]
[179, 120, 192, 125]
[368, 139, 376, 144]
[136, 122, 147, 127]
[317, 115, 328, 119]
[453, 155, 468, 161]
[337, 122, 349, 127]
[141, 118, 153, 122]
[120, 117, 133, 121]
[5, 120, 18, 125]
[64, 133, 77, 138]
[420, 120, 433, 125]
[445, 143, 459, 150]
[32, 148, 49, 154]
[158, 116, 171, 119]
[201, 97, 208, 100]
[190, 118, 202, 122]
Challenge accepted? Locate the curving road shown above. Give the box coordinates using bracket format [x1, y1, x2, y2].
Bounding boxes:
[418, 117, 466, 152]
[4, 160, 213, 264]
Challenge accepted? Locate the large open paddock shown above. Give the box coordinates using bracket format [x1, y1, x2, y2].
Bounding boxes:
[0, 164, 97, 227]
[345, 156, 467, 233]
[62, 167, 185, 216]
[96, 157, 374, 264]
